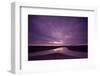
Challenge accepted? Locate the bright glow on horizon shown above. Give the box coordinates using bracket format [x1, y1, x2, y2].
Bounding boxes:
[48, 41, 64, 44]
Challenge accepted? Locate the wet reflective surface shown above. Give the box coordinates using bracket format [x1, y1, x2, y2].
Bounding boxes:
[28, 45, 88, 61]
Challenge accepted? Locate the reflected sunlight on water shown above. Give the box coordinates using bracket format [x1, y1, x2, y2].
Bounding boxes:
[53, 47, 64, 53]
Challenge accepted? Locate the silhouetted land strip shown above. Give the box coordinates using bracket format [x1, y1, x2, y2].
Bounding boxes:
[28, 45, 88, 53]
[28, 45, 88, 61]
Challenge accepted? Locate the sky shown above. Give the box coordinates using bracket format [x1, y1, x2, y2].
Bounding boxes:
[28, 15, 88, 45]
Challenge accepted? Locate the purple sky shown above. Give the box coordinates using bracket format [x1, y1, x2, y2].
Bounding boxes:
[28, 15, 88, 45]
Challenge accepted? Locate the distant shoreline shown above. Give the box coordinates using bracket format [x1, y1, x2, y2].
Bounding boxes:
[28, 44, 87, 46]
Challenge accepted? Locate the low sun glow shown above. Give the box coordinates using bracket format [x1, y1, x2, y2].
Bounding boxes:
[48, 41, 64, 44]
